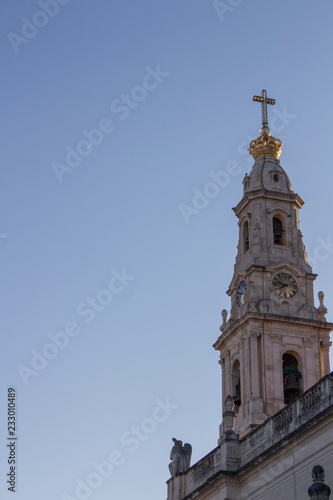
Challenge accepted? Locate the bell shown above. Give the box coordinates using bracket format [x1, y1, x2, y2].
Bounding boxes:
[284, 374, 301, 403]
[273, 221, 284, 244]
[233, 381, 241, 406]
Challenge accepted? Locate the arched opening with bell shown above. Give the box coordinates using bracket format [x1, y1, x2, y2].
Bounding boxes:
[282, 352, 302, 404]
[273, 215, 285, 245]
[232, 359, 241, 409]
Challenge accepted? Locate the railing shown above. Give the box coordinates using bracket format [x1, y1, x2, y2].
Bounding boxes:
[300, 385, 322, 414]
[273, 406, 293, 432]
[193, 454, 214, 481]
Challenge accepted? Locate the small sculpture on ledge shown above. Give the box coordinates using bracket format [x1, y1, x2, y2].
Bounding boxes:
[221, 309, 228, 329]
[308, 465, 331, 498]
[169, 438, 192, 477]
[317, 291, 328, 322]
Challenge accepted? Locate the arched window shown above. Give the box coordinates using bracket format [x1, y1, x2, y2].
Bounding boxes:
[243, 220, 249, 253]
[273, 216, 284, 245]
[282, 353, 302, 404]
[232, 360, 241, 407]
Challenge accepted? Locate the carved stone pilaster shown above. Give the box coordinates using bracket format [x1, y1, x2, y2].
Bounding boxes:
[224, 351, 231, 404]
[249, 331, 260, 342]
[303, 337, 315, 387]
[249, 332, 260, 399]
[303, 337, 313, 349]
[271, 333, 282, 344]
[253, 223, 261, 245]
[321, 340, 332, 352]
[320, 340, 332, 376]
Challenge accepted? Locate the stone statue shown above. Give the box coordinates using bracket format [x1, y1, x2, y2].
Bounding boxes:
[169, 438, 192, 476]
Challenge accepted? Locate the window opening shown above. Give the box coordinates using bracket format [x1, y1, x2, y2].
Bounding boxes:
[273, 216, 284, 245]
[283, 353, 302, 404]
[243, 221, 249, 252]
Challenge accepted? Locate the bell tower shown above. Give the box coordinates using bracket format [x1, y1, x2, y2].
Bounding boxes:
[214, 90, 332, 438]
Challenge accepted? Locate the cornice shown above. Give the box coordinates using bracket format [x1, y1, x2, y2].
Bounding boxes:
[232, 189, 304, 217]
[214, 312, 333, 350]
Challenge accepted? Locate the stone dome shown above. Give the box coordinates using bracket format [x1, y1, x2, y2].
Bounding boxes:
[244, 155, 293, 195]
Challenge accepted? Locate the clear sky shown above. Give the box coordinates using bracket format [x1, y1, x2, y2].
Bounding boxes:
[1, 1, 333, 499]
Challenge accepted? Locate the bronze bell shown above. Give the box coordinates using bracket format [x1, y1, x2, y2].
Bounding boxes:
[233, 380, 241, 406]
[273, 225, 283, 236]
[273, 221, 284, 244]
[284, 374, 301, 403]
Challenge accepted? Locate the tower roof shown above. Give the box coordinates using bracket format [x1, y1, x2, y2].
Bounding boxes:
[244, 155, 293, 195]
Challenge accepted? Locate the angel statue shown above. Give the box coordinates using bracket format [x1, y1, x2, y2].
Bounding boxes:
[169, 438, 192, 476]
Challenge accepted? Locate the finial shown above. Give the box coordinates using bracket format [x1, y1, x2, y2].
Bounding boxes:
[249, 90, 282, 160]
[223, 395, 236, 432]
[253, 89, 275, 136]
[318, 291, 328, 322]
[221, 309, 228, 327]
[312, 465, 325, 483]
[308, 465, 331, 499]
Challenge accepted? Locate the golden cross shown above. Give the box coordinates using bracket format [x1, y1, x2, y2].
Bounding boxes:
[253, 89, 275, 130]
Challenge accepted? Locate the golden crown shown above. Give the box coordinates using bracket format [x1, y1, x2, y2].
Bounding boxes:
[249, 133, 282, 160]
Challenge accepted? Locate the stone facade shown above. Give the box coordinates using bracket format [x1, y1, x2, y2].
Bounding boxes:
[166, 373, 333, 500]
[166, 109, 333, 499]
[215, 152, 332, 437]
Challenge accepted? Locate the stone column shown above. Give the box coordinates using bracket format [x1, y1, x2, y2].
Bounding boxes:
[270, 334, 284, 413]
[239, 337, 245, 422]
[321, 341, 332, 376]
[224, 350, 231, 401]
[249, 332, 264, 420]
[243, 336, 250, 409]
[219, 351, 232, 442]
[303, 337, 315, 389]
[250, 332, 260, 398]
[219, 354, 225, 411]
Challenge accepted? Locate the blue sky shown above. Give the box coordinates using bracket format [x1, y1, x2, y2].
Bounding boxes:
[1, 1, 333, 499]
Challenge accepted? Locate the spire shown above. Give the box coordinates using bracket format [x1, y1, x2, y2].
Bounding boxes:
[253, 89, 275, 136]
[249, 89, 282, 160]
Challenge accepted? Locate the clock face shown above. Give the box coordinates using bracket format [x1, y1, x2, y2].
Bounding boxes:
[236, 280, 247, 307]
[272, 273, 298, 299]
